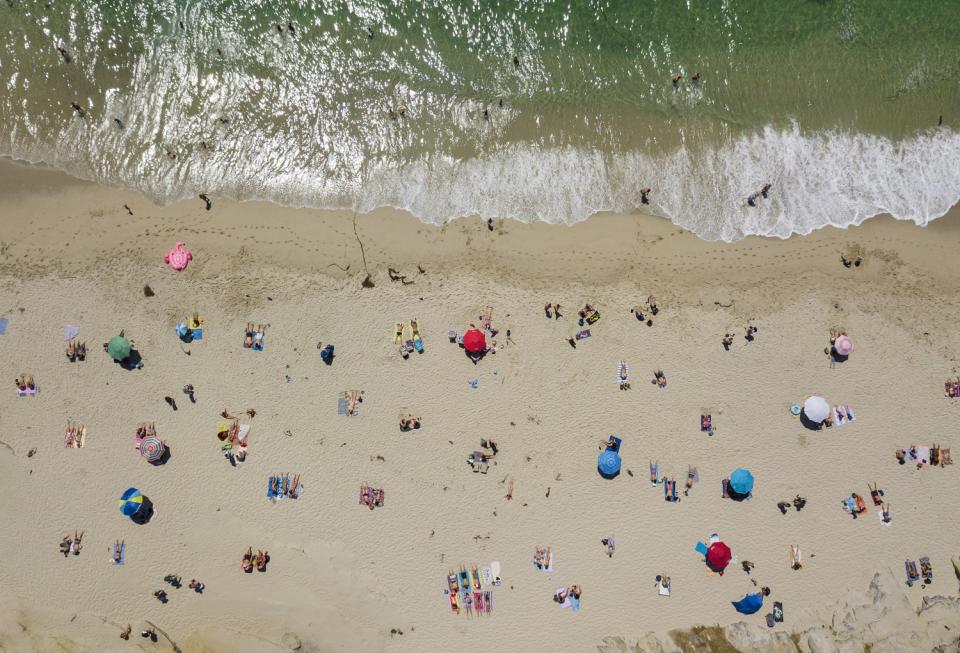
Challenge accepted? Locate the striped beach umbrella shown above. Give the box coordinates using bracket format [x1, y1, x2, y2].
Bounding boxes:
[119, 487, 143, 516]
[139, 437, 165, 463]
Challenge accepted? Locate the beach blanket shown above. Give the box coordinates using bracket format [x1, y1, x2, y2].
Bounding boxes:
[337, 397, 360, 415]
[64, 325, 80, 340]
[17, 387, 37, 397]
[0, 317, 7, 335]
[616, 362, 629, 384]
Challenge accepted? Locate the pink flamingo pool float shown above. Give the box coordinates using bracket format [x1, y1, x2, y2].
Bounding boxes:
[164, 242, 192, 271]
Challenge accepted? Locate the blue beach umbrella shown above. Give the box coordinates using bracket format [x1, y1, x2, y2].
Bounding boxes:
[729, 468, 754, 496]
[119, 487, 144, 516]
[732, 592, 764, 615]
[598, 450, 621, 478]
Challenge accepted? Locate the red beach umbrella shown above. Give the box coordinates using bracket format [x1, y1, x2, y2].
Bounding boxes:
[706, 541, 732, 573]
[463, 329, 486, 354]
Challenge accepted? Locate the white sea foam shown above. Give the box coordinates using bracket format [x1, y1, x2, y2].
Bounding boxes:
[5, 123, 960, 242]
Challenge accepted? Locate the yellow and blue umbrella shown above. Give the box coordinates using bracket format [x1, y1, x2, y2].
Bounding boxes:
[119, 487, 143, 516]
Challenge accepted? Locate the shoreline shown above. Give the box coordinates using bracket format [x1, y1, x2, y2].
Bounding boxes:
[1, 157, 959, 652]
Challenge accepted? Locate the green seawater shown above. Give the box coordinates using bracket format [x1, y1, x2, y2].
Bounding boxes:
[1, 1, 959, 239]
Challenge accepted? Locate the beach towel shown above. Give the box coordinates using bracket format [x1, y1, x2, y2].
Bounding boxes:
[695, 541, 709, 556]
[267, 476, 285, 500]
[0, 317, 7, 335]
[64, 325, 80, 341]
[484, 591, 493, 613]
[556, 587, 571, 608]
[569, 595, 581, 611]
[844, 405, 855, 421]
[664, 479, 678, 502]
[649, 460, 659, 485]
[915, 446, 931, 465]
[17, 387, 37, 397]
[586, 311, 600, 324]
[616, 362, 629, 384]
[532, 549, 553, 572]
[879, 508, 892, 526]
[833, 406, 845, 427]
[575, 329, 591, 340]
[657, 577, 671, 596]
[337, 397, 360, 415]
[481, 566, 493, 587]
[941, 448, 952, 466]
[251, 332, 264, 351]
[490, 561, 502, 586]
[111, 542, 125, 566]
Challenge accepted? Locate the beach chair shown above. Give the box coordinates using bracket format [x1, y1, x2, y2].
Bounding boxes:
[920, 557, 933, 582]
[905, 560, 920, 586]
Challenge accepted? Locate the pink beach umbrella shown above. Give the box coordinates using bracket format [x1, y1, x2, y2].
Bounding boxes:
[164, 241, 193, 271]
[834, 335, 853, 356]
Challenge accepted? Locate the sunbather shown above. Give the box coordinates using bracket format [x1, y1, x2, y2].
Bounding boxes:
[255, 550, 269, 572]
[289, 474, 300, 498]
[569, 585, 582, 599]
[241, 547, 253, 572]
[601, 537, 615, 558]
[59, 536, 72, 557]
[790, 545, 802, 570]
[66, 339, 76, 361]
[700, 414, 713, 433]
[652, 370, 666, 388]
[881, 503, 892, 524]
[243, 323, 255, 347]
[113, 540, 124, 563]
[72, 531, 83, 555]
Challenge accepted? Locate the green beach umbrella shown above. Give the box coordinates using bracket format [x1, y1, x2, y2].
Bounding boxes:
[107, 335, 131, 361]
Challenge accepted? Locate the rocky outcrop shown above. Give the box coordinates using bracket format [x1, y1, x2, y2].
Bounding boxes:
[598, 570, 960, 653]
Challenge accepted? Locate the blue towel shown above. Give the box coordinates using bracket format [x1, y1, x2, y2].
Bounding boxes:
[192, 329, 203, 341]
[0, 318, 7, 335]
[267, 477, 283, 499]
[569, 595, 580, 612]
[695, 541, 709, 556]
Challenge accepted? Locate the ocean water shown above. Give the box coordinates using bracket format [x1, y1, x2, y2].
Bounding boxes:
[1, 0, 958, 241]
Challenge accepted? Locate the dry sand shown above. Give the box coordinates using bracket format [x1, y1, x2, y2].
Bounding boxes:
[0, 158, 959, 652]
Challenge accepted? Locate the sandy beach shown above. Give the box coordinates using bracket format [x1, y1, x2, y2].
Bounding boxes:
[1, 158, 959, 653]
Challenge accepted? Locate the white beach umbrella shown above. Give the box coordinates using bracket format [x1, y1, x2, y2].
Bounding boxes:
[803, 396, 830, 423]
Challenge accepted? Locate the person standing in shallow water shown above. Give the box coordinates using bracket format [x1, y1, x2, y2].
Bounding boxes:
[640, 188, 651, 205]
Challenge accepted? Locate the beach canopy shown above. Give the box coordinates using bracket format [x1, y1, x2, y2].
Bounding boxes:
[706, 541, 732, 572]
[463, 329, 486, 354]
[729, 468, 754, 496]
[119, 487, 144, 516]
[732, 592, 764, 615]
[598, 450, 622, 478]
[834, 335, 854, 356]
[107, 335, 131, 361]
[803, 395, 830, 423]
[139, 437, 165, 463]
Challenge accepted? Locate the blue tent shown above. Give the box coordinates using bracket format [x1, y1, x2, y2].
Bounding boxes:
[598, 450, 621, 478]
[732, 592, 764, 615]
[729, 468, 754, 496]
